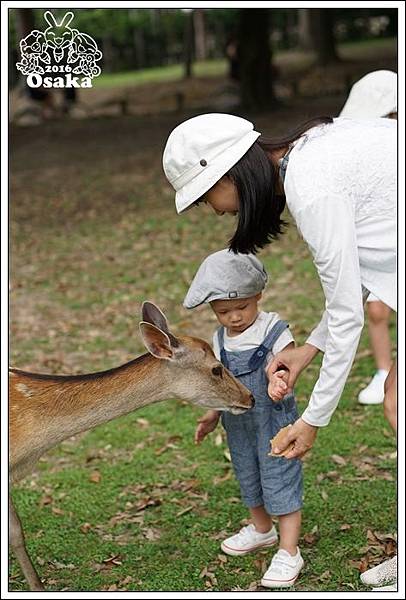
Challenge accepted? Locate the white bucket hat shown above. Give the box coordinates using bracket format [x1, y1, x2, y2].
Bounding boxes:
[340, 70, 397, 118]
[163, 113, 261, 214]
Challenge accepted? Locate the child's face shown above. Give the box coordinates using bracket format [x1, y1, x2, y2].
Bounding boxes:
[211, 294, 261, 336]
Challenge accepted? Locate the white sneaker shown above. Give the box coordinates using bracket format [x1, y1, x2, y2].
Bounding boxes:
[360, 557, 397, 586]
[261, 547, 304, 588]
[358, 370, 389, 405]
[221, 523, 278, 556]
[372, 584, 397, 591]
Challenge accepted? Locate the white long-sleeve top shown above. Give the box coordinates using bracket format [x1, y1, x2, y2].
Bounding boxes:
[284, 117, 396, 427]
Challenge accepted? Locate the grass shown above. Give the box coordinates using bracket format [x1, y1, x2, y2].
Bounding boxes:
[95, 37, 396, 89]
[9, 83, 396, 591]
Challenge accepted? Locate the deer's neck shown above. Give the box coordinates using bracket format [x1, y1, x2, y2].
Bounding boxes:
[16, 355, 173, 454]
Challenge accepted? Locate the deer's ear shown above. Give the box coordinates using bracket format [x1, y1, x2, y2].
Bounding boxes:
[142, 301, 169, 334]
[139, 322, 174, 360]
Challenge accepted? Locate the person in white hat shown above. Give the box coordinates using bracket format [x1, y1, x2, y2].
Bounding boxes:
[163, 111, 397, 591]
[338, 70, 397, 593]
[340, 71, 397, 410]
[339, 69, 397, 119]
[163, 112, 396, 449]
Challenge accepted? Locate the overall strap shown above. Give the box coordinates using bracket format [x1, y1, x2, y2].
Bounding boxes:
[248, 319, 289, 371]
[216, 327, 229, 369]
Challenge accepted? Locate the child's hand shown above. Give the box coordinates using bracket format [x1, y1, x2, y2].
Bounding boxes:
[195, 410, 221, 444]
[268, 370, 289, 401]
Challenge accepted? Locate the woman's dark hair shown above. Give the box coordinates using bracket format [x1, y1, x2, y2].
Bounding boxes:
[227, 116, 333, 254]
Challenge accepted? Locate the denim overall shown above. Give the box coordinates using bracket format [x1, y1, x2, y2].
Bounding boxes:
[219, 320, 303, 516]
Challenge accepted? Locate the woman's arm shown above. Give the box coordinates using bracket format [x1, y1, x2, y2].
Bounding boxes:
[297, 195, 365, 428]
[270, 192, 365, 458]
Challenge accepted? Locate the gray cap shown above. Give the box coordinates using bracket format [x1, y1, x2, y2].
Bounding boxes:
[184, 249, 268, 309]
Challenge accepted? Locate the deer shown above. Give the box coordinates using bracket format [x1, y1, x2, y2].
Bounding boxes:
[9, 301, 254, 591]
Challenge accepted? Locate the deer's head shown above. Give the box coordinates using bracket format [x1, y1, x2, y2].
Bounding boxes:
[139, 302, 254, 414]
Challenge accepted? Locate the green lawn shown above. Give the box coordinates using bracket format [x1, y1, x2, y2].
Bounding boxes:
[95, 37, 396, 89]
[9, 103, 396, 591]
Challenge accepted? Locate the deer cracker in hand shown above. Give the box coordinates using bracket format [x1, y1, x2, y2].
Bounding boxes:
[268, 424, 295, 457]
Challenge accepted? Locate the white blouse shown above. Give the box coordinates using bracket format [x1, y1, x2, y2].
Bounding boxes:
[284, 117, 396, 427]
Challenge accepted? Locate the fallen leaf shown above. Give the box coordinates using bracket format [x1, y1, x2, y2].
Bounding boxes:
[319, 570, 331, 580]
[135, 497, 161, 512]
[103, 554, 122, 565]
[89, 471, 101, 484]
[248, 581, 259, 590]
[213, 470, 232, 485]
[176, 506, 193, 517]
[357, 444, 369, 454]
[321, 490, 329, 501]
[142, 528, 161, 541]
[80, 522, 92, 533]
[331, 454, 347, 466]
[136, 418, 150, 428]
[214, 433, 223, 446]
[53, 561, 75, 570]
[39, 494, 53, 507]
[223, 449, 231, 462]
[340, 524, 352, 531]
[155, 442, 179, 456]
[119, 576, 133, 587]
[51, 507, 64, 516]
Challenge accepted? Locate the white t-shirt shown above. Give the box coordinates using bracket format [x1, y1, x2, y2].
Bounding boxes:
[212, 311, 294, 365]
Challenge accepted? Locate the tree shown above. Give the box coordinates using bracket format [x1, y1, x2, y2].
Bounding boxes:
[309, 9, 339, 65]
[297, 9, 313, 50]
[183, 9, 194, 78]
[193, 9, 206, 61]
[237, 9, 276, 110]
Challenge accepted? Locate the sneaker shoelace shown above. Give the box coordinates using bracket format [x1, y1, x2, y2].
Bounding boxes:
[269, 552, 295, 576]
[235, 525, 256, 541]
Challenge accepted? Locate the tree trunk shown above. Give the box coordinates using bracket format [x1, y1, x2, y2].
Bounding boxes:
[14, 8, 36, 51]
[297, 9, 313, 50]
[183, 10, 194, 79]
[309, 8, 339, 66]
[237, 9, 276, 110]
[193, 9, 206, 61]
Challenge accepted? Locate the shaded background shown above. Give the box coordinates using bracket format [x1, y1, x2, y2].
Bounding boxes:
[9, 7, 397, 593]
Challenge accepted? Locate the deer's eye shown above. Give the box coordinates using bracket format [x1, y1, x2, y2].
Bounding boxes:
[212, 365, 223, 378]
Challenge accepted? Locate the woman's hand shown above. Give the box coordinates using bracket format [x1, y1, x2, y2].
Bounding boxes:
[272, 417, 318, 459]
[194, 410, 221, 444]
[266, 344, 319, 395]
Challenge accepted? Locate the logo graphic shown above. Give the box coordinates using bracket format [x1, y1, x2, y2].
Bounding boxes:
[16, 11, 102, 88]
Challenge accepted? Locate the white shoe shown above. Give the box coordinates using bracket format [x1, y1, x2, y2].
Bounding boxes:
[221, 523, 278, 556]
[261, 547, 304, 588]
[360, 557, 397, 586]
[358, 370, 389, 405]
[372, 584, 397, 591]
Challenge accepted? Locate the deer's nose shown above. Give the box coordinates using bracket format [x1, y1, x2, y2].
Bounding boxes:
[249, 394, 255, 406]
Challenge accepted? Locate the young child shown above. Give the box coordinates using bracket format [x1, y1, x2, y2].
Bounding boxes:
[183, 249, 304, 589]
